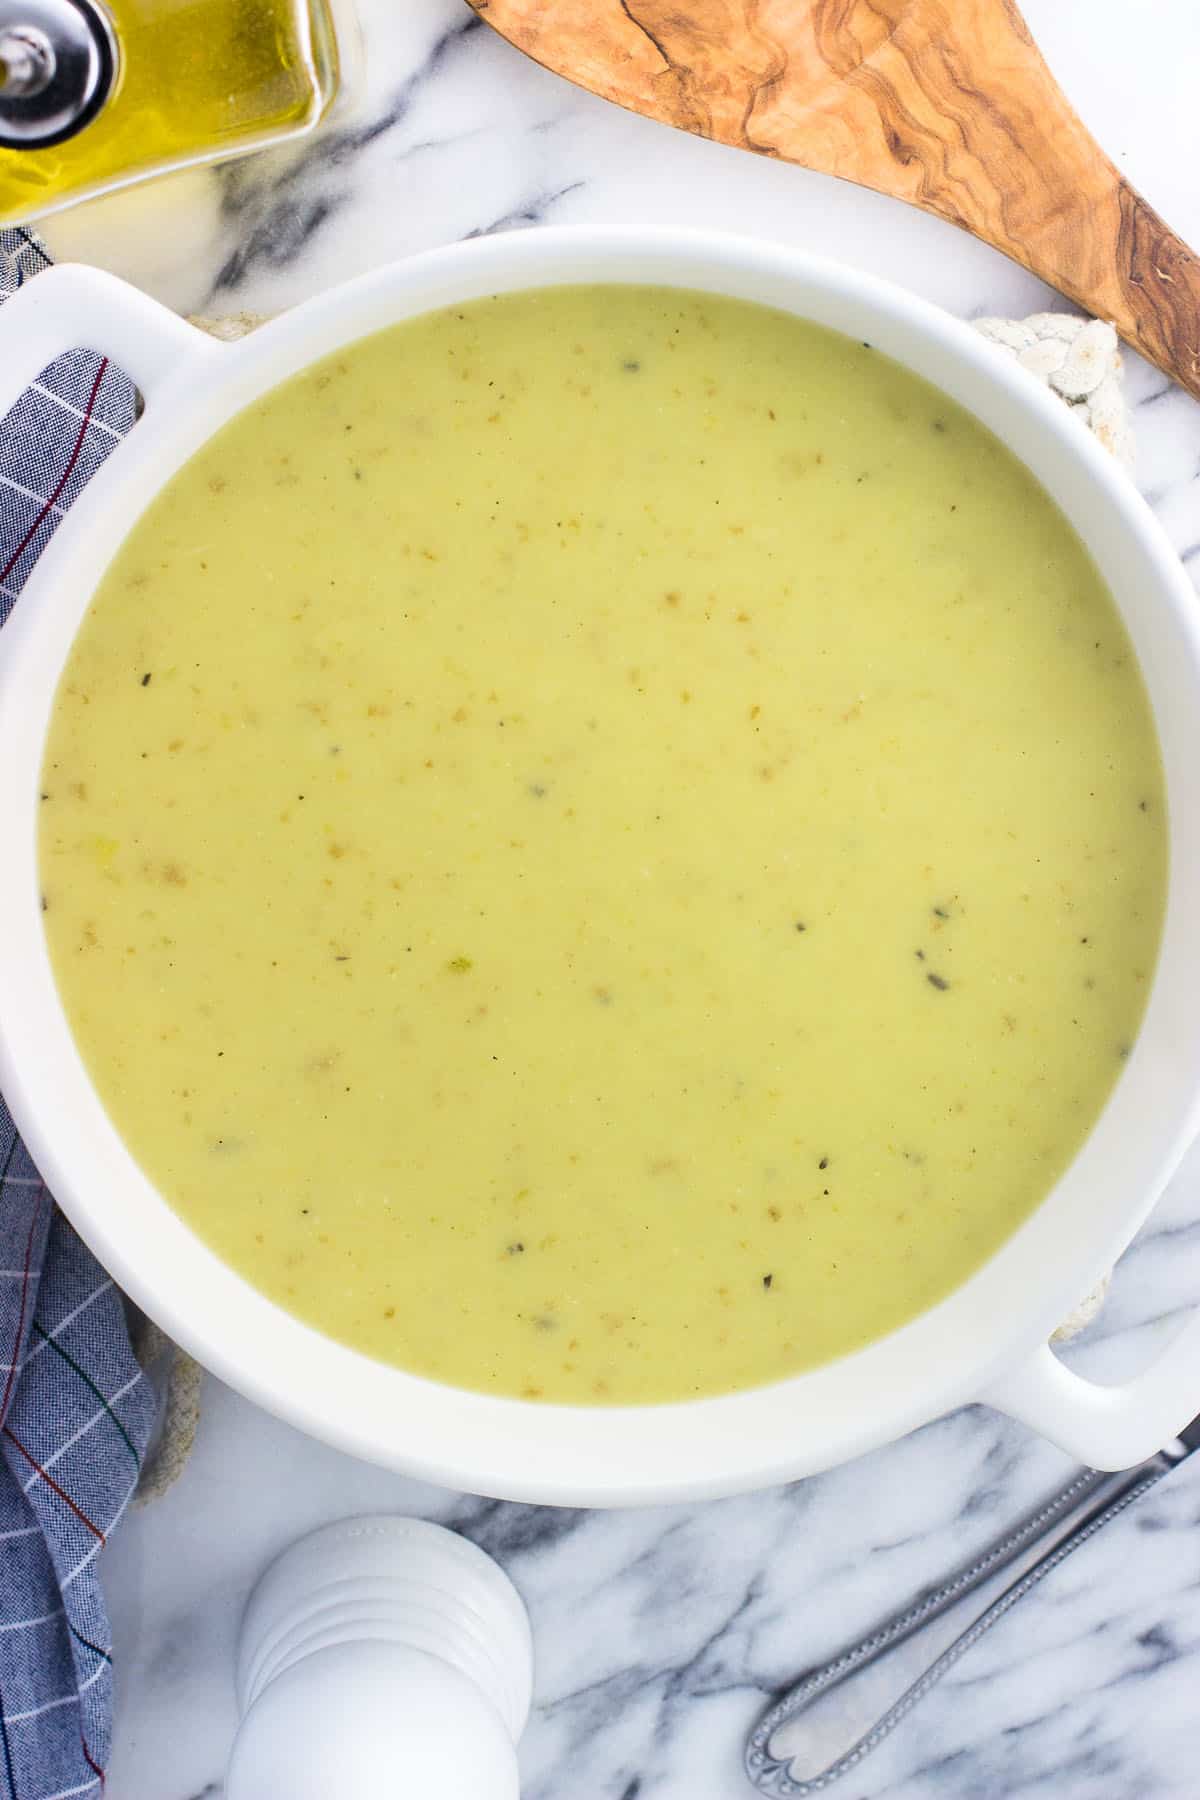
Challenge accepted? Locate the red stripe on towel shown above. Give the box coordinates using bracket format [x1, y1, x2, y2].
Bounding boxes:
[2, 1428, 105, 1543]
[80, 1734, 105, 1789]
[0, 357, 109, 584]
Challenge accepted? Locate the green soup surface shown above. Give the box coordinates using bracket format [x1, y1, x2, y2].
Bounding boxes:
[40, 287, 1166, 1403]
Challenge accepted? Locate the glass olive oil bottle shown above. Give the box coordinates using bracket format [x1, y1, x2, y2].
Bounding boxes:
[0, 0, 341, 227]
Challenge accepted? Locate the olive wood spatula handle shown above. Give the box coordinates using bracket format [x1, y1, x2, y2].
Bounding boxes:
[469, 0, 1200, 400]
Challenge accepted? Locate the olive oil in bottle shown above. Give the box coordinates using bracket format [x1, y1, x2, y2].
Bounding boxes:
[0, 0, 341, 227]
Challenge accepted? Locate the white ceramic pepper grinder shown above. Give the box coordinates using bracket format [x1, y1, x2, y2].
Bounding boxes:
[225, 1515, 533, 1798]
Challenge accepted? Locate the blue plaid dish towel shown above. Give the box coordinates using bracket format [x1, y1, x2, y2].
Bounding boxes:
[0, 228, 159, 1798]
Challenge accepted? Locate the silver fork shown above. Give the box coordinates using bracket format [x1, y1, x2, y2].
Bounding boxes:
[745, 1415, 1200, 1795]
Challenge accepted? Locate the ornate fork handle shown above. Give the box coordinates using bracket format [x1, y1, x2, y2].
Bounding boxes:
[746, 1432, 1196, 1796]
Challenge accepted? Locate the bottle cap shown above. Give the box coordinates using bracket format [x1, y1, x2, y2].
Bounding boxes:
[0, 0, 116, 148]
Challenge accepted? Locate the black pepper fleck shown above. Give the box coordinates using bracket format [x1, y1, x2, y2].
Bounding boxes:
[927, 971, 951, 991]
[762, 1273, 773, 1290]
[140, 673, 152, 687]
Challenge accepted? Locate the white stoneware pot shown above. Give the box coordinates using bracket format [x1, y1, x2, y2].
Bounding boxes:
[1, 228, 1198, 1504]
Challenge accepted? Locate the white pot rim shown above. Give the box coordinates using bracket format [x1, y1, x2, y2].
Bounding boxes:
[2, 225, 1199, 1504]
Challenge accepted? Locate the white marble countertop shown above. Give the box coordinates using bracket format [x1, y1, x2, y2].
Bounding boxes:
[40, 1, 1200, 1793]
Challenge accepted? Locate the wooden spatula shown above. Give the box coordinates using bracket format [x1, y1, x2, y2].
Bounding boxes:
[468, 0, 1200, 400]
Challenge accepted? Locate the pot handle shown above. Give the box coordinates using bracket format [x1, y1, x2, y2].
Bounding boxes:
[982, 1311, 1200, 1469]
[0, 261, 220, 416]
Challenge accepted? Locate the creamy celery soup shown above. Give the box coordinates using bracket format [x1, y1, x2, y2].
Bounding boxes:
[39, 286, 1166, 1404]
